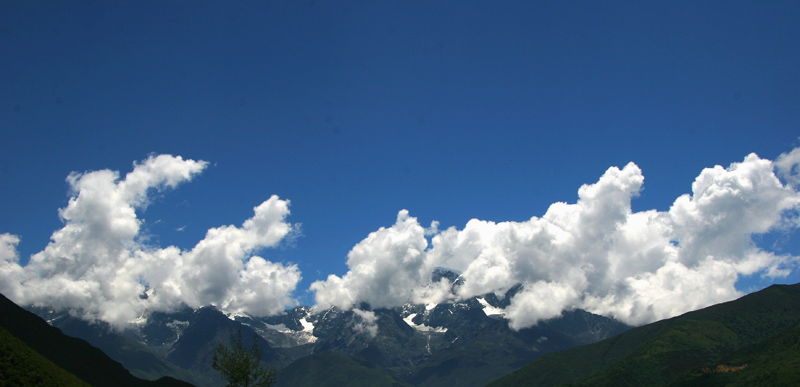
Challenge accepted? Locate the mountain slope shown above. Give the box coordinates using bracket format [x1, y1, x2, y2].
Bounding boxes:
[165, 305, 284, 386]
[407, 308, 629, 387]
[670, 325, 800, 387]
[36, 304, 291, 387]
[0, 325, 91, 387]
[0, 293, 194, 387]
[42, 313, 203, 384]
[486, 283, 800, 387]
[275, 287, 629, 387]
[274, 351, 410, 387]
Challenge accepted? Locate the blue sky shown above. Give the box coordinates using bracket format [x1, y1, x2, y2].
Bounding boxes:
[1, 1, 799, 326]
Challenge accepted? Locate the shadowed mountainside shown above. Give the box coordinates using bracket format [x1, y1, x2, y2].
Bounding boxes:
[0, 325, 91, 387]
[486, 283, 800, 387]
[0, 293, 194, 387]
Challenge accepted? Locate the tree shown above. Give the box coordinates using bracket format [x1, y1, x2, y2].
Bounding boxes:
[212, 327, 275, 387]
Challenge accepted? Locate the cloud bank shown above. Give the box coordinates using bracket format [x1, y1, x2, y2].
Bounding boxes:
[312, 150, 800, 328]
[2, 150, 799, 330]
[0, 155, 301, 327]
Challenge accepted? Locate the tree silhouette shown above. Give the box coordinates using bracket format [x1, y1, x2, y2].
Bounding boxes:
[212, 327, 275, 387]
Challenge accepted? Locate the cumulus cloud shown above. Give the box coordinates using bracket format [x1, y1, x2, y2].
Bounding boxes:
[505, 280, 582, 330]
[311, 150, 800, 328]
[4, 149, 799, 331]
[310, 210, 431, 310]
[0, 234, 24, 301]
[0, 155, 301, 327]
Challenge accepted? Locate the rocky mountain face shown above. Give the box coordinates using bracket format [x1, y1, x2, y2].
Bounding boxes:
[30, 269, 631, 387]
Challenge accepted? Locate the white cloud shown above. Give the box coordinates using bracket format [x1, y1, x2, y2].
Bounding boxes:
[583, 257, 741, 325]
[170, 195, 299, 310]
[0, 155, 301, 327]
[425, 220, 440, 236]
[352, 308, 379, 338]
[411, 277, 455, 306]
[4, 149, 800, 331]
[310, 210, 431, 310]
[669, 154, 799, 267]
[0, 233, 24, 301]
[776, 145, 800, 188]
[505, 280, 582, 330]
[311, 150, 800, 328]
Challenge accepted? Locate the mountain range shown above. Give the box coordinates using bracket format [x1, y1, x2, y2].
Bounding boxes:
[4, 270, 799, 386]
[21, 269, 630, 387]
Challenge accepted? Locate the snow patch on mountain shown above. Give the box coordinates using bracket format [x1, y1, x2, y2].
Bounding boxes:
[224, 311, 251, 320]
[477, 297, 506, 317]
[299, 317, 314, 332]
[403, 313, 447, 333]
[293, 317, 317, 343]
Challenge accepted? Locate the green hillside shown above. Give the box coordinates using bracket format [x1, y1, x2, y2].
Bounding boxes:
[0, 325, 91, 387]
[274, 351, 410, 387]
[487, 283, 800, 387]
[670, 325, 800, 387]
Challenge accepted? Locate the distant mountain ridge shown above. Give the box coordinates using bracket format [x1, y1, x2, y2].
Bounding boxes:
[26, 268, 631, 387]
[12, 268, 800, 386]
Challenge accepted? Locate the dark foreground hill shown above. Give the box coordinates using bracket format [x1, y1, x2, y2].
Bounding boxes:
[486, 283, 800, 387]
[0, 325, 91, 387]
[0, 293, 194, 387]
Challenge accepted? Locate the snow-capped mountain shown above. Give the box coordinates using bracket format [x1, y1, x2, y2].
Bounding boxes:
[30, 269, 631, 387]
